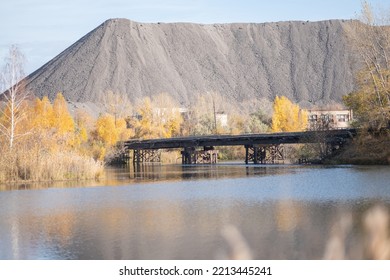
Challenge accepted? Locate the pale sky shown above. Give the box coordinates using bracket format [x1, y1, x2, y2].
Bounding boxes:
[0, 0, 389, 74]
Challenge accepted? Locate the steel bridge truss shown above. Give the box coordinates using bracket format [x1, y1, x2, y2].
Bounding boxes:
[133, 149, 161, 164]
[245, 144, 285, 164]
[181, 147, 218, 164]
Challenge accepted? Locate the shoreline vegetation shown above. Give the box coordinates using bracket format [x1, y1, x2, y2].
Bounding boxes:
[0, 91, 107, 183]
[326, 130, 390, 165]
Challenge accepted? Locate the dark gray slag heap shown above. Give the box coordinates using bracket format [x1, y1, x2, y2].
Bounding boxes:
[24, 18, 358, 106]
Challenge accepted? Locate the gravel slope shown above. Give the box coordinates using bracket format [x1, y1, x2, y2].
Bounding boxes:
[25, 18, 359, 107]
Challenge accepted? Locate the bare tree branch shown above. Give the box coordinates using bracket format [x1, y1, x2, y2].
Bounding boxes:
[0, 45, 29, 149]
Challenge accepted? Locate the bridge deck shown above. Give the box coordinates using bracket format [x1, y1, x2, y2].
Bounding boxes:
[124, 129, 357, 150]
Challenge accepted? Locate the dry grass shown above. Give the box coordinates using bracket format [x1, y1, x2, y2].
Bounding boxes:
[0, 147, 104, 183]
[221, 225, 253, 260]
[220, 206, 390, 260]
[323, 206, 390, 260]
[363, 206, 390, 259]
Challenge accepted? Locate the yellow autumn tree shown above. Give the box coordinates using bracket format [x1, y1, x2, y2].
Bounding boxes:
[116, 117, 133, 141]
[32, 96, 55, 130]
[163, 110, 183, 137]
[271, 96, 308, 132]
[95, 114, 118, 146]
[53, 92, 75, 136]
[91, 114, 121, 161]
[70, 122, 88, 148]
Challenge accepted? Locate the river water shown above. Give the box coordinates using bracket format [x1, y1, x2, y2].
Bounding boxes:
[0, 164, 389, 259]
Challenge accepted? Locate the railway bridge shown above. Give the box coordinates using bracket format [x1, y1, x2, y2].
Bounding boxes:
[124, 129, 357, 164]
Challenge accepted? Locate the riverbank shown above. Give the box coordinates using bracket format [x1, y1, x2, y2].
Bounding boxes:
[329, 131, 390, 165]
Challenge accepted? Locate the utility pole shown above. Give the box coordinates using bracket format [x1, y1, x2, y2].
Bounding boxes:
[213, 97, 217, 134]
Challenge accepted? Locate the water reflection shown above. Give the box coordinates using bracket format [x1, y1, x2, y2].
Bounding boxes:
[0, 165, 389, 259]
[130, 163, 307, 182]
[0, 163, 306, 191]
[0, 198, 387, 259]
[0, 163, 363, 192]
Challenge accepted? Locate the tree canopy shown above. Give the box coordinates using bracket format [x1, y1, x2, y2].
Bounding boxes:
[271, 96, 308, 132]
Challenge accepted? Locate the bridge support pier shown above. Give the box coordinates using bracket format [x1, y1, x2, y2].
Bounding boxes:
[133, 149, 161, 164]
[324, 139, 346, 158]
[245, 144, 284, 164]
[181, 146, 218, 164]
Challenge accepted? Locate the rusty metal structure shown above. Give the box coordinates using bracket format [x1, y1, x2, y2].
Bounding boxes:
[133, 149, 161, 163]
[125, 129, 356, 164]
[181, 147, 218, 164]
[244, 144, 285, 164]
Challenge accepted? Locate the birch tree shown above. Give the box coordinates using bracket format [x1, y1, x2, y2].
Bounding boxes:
[344, 1, 390, 129]
[0, 45, 29, 149]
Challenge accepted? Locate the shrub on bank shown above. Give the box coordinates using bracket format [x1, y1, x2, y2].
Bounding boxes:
[330, 130, 390, 165]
